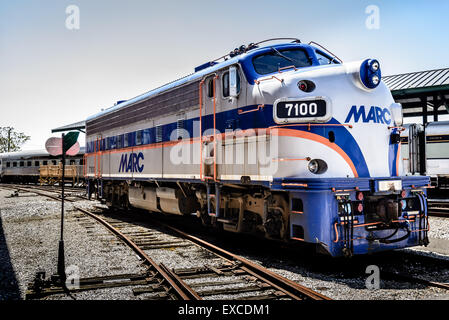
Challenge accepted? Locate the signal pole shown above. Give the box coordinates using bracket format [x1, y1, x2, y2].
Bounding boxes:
[57, 133, 66, 283]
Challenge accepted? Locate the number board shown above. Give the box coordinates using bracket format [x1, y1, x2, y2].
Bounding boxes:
[276, 100, 327, 119]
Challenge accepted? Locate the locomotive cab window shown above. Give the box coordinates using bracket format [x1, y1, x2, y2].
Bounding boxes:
[252, 48, 312, 75]
[27, 161, 32, 167]
[207, 77, 214, 98]
[7, 162, 10, 168]
[20, 161, 24, 167]
[315, 50, 339, 65]
[222, 68, 240, 98]
[35, 161, 39, 166]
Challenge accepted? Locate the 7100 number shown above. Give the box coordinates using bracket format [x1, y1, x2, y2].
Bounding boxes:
[285, 103, 318, 117]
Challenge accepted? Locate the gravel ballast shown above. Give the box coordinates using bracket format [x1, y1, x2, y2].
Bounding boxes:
[0, 188, 146, 300]
[1, 186, 449, 300]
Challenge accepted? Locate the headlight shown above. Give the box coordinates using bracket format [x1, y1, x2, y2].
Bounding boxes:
[371, 75, 380, 86]
[308, 160, 319, 173]
[369, 59, 380, 72]
[360, 58, 382, 89]
[307, 159, 328, 174]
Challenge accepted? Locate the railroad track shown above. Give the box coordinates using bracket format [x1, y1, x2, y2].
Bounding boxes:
[8, 184, 447, 299]
[381, 270, 449, 291]
[428, 199, 449, 218]
[0, 183, 86, 202]
[72, 207, 330, 300]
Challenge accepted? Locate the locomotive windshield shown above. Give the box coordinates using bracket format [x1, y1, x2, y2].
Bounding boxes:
[252, 48, 312, 75]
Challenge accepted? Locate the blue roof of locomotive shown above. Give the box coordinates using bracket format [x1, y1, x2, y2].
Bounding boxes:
[86, 43, 323, 122]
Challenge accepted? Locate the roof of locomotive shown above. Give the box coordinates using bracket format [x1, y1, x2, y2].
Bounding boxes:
[86, 42, 331, 123]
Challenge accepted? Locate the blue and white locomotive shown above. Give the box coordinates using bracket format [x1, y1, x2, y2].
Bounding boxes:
[84, 38, 430, 257]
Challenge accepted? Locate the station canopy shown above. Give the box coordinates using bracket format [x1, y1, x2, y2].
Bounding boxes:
[384, 68, 449, 124]
[51, 120, 86, 133]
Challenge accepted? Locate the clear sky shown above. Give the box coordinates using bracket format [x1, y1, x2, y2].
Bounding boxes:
[1, 0, 448, 150]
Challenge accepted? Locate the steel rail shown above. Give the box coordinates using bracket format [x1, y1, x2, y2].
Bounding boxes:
[0, 184, 76, 203]
[75, 207, 200, 300]
[151, 221, 331, 300]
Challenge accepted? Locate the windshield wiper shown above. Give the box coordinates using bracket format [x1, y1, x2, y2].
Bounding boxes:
[271, 47, 294, 63]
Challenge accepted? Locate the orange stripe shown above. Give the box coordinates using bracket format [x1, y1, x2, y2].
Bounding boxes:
[85, 127, 359, 178]
[273, 128, 359, 178]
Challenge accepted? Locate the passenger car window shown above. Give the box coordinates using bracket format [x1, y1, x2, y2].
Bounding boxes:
[252, 48, 312, 75]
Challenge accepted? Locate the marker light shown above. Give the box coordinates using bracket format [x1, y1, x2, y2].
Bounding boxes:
[357, 203, 364, 213]
[401, 200, 407, 210]
[298, 81, 308, 92]
[297, 80, 315, 93]
[357, 192, 364, 201]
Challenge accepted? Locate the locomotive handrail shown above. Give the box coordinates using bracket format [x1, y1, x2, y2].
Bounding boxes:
[199, 74, 219, 182]
[213, 75, 218, 182]
[237, 104, 265, 115]
[388, 126, 406, 131]
[281, 183, 308, 188]
[272, 158, 311, 162]
[254, 76, 284, 85]
[278, 65, 298, 73]
[210, 38, 302, 63]
[199, 80, 204, 181]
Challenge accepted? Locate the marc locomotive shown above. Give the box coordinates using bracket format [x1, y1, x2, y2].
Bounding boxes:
[84, 38, 430, 257]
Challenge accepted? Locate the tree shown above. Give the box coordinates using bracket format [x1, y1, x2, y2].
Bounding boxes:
[0, 127, 31, 153]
